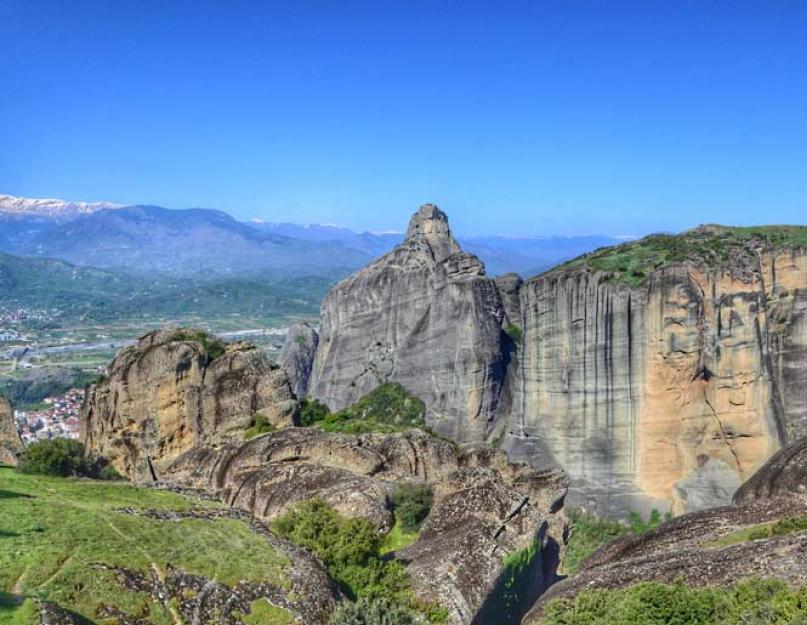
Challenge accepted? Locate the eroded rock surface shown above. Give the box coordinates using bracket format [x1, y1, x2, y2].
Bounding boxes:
[523, 438, 807, 624]
[0, 395, 23, 466]
[506, 247, 807, 515]
[80, 329, 298, 480]
[307, 204, 510, 443]
[278, 322, 319, 397]
[161, 427, 568, 625]
[733, 435, 807, 503]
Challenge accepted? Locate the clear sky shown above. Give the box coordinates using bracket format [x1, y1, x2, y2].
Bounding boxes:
[1, 1, 805, 236]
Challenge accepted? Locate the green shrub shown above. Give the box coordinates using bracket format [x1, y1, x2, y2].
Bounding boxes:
[537, 579, 807, 625]
[389, 484, 433, 534]
[244, 412, 275, 440]
[17, 438, 89, 477]
[563, 508, 669, 574]
[97, 464, 123, 481]
[272, 499, 408, 601]
[328, 597, 416, 625]
[172, 330, 227, 361]
[319, 383, 426, 434]
[299, 397, 330, 426]
[505, 323, 523, 344]
[747, 516, 807, 541]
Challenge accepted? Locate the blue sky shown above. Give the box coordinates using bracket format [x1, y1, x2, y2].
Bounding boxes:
[1, 1, 805, 236]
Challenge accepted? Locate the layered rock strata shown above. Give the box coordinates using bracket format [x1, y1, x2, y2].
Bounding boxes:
[522, 435, 807, 624]
[160, 427, 568, 625]
[80, 329, 297, 480]
[308, 204, 510, 443]
[287, 206, 807, 514]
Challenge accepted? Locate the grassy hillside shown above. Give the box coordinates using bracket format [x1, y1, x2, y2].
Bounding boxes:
[0, 466, 294, 625]
[556, 225, 807, 286]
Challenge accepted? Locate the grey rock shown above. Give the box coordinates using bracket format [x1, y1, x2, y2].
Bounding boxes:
[733, 436, 807, 504]
[0, 395, 23, 466]
[308, 204, 509, 443]
[278, 322, 319, 397]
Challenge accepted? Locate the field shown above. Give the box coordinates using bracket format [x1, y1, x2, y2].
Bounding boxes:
[0, 466, 294, 625]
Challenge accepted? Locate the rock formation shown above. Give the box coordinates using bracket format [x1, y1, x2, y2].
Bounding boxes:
[0, 395, 23, 466]
[307, 204, 511, 443]
[278, 322, 319, 397]
[733, 435, 807, 504]
[81, 330, 569, 624]
[506, 242, 807, 515]
[80, 329, 297, 480]
[522, 435, 807, 625]
[160, 427, 568, 625]
[287, 209, 807, 515]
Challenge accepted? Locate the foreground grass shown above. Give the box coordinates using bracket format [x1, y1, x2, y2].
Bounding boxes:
[0, 466, 290, 625]
[537, 579, 807, 625]
[709, 516, 807, 549]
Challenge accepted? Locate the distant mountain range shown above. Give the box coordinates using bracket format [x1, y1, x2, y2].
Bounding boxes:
[0, 194, 627, 278]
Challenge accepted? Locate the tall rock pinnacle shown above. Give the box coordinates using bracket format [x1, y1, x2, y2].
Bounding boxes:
[301, 204, 508, 443]
[404, 203, 461, 263]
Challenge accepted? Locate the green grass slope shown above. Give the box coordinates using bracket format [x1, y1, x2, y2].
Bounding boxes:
[0, 466, 292, 625]
[554, 225, 807, 286]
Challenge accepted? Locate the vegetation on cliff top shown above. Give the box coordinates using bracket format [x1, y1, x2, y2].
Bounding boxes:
[171, 329, 228, 361]
[0, 466, 290, 625]
[556, 225, 807, 286]
[536, 578, 807, 625]
[302, 383, 429, 435]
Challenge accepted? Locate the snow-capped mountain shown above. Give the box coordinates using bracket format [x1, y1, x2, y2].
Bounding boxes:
[0, 194, 122, 219]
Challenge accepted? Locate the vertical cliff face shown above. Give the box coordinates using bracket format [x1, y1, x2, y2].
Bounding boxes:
[81, 329, 298, 480]
[308, 204, 509, 442]
[287, 214, 807, 515]
[507, 246, 807, 515]
[278, 322, 319, 397]
[0, 396, 23, 466]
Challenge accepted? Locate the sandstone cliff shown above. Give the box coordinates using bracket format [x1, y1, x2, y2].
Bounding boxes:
[506, 232, 807, 515]
[289, 213, 807, 516]
[80, 329, 297, 480]
[0, 395, 23, 466]
[307, 204, 510, 443]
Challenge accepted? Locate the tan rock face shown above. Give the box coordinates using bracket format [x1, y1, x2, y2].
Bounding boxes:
[80, 329, 297, 480]
[507, 251, 807, 515]
[0, 396, 23, 466]
[283, 207, 807, 515]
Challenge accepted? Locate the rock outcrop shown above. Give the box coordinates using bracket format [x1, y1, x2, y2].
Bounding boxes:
[288, 209, 807, 515]
[506, 243, 807, 515]
[278, 322, 319, 397]
[523, 435, 807, 624]
[0, 395, 23, 466]
[80, 329, 298, 480]
[307, 204, 511, 443]
[159, 427, 568, 625]
[733, 436, 807, 504]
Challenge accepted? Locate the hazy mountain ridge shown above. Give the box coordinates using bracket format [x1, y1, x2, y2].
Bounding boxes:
[0, 194, 626, 279]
